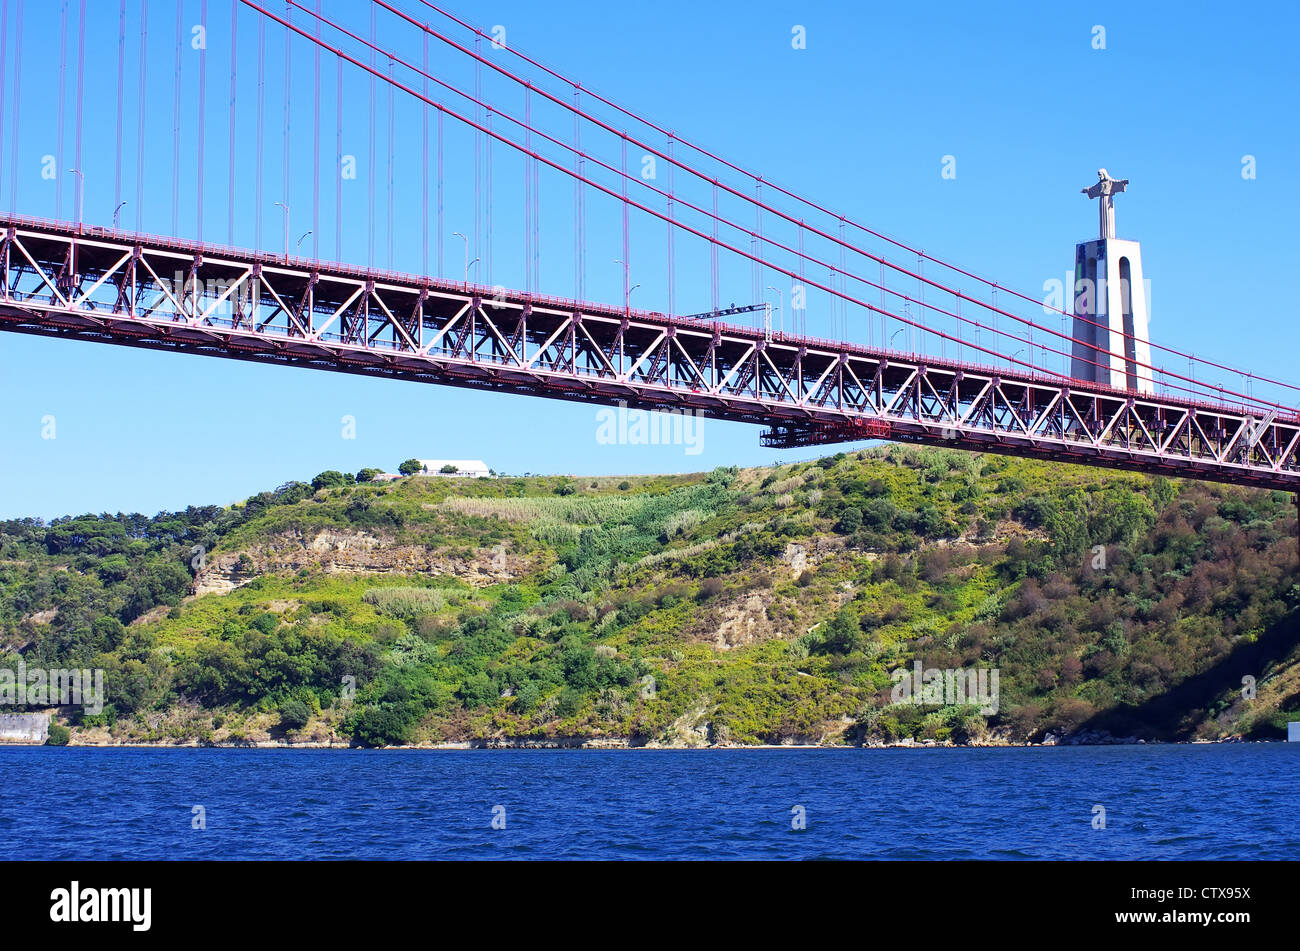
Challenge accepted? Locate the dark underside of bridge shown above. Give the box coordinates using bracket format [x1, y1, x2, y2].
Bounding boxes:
[3, 304, 1298, 502]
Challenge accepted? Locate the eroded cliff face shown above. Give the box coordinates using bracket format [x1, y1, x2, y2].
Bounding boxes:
[193, 528, 532, 596]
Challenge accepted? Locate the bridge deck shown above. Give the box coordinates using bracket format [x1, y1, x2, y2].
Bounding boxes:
[2, 215, 1298, 492]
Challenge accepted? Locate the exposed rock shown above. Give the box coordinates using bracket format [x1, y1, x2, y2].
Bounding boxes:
[710, 593, 778, 650]
[785, 543, 808, 578]
[192, 528, 532, 596]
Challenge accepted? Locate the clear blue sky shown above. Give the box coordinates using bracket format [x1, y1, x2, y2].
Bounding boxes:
[0, 0, 1296, 519]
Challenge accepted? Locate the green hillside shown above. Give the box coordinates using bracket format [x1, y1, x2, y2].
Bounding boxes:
[2, 445, 1297, 747]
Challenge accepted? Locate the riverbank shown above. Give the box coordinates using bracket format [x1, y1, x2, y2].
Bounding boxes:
[25, 733, 1274, 750]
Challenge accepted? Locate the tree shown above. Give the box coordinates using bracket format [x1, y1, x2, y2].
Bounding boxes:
[347, 704, 415, 747]
[820, 607, 858, 654]
[439, 464, 458, 474]
[514, 681, 540, 712]
[355, 468, 382, 483]
[398, 459, 424, 476]
[311, 470, 351, 491]
[836, 506, 863, 534]
[458, 671, 496, 708]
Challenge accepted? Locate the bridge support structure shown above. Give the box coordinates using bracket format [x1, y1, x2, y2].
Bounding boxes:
[0, 215, 1297, 493]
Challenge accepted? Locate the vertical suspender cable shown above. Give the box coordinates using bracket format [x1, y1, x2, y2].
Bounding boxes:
[573, 87, 583, 300]
[171, 0, 181, 236]
[486, 107, 493, 284]
[282, 1, 292, 253]
[227, 1, 237, 243]
[255, 15, 264, 249]
[524, 86, 531, 294]
[880, 262, 886, 348]
[790, 224, 800, 335]
[838, 221, 846, 342]
[531, 112, 539, 292]
[666, 135, 675, 317]
[312, 0, 320, 259]
[920, 253, 928, 357]
[366, 5, 375, 266]
[473, 35, 480, 276]
[421, 30, 428, 276]
[56, 1, 66, 220]
[387, 54, 394, 268]
[196, 0, 207, 240]
[992, 286, 998, 366]
[752, 181, 762, 317]
[7, 0, 22, 215]
[0, 0, 8, 210]
[114, 0, 126, 223]
[0, 0, 9, 211]
[7, 0, 21, 216]
[134, 0, 146, 229]
[334, 51, 341, 260]
[437, 109, 443, 278]
[710, 182, 718, 314]
[620, 136, 628, 311]
[73, 0, 84, 225]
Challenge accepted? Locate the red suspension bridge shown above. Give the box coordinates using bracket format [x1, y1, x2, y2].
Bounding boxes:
[0, 0, 1297, 495]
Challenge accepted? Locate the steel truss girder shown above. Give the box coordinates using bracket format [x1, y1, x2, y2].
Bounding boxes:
[1, 216, 1297, 491]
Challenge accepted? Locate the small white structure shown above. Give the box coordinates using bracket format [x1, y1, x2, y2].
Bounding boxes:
[0, 713, 49, 744]
[1288, 721, 1300, 743]
[416, 459, 493, 478]
[1071, 170, 1155, 395]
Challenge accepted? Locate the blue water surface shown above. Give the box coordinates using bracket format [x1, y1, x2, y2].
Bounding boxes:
[1, 744, 1295, 859]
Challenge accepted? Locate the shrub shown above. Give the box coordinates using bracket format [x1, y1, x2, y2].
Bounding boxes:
[250, 612, 280, 636]
[46, 723, 71, 746]
[555, 687, 583, 718]
[279, 698, 311, 730]
[698, 577, 725, 600]
[836, 506, 863, 534]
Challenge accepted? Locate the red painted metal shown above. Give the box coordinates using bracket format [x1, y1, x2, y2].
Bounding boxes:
[408, 0, 1300, 405]
[268, 0, 1294, 416]
[1, 216, 1296, 493]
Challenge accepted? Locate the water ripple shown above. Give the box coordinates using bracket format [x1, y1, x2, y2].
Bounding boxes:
[1, 744, 1297, 860]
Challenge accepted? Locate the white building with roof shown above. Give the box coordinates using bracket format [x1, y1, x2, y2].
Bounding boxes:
[416, 459, 493, 478]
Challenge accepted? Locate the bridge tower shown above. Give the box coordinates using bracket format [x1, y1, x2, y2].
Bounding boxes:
[1071, 170, 1154, 394]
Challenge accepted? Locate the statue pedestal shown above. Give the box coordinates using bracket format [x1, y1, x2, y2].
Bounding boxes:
[1070, 237, 1154, 395]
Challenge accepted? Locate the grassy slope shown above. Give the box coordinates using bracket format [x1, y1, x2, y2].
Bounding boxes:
[2, 446, 1297, 746]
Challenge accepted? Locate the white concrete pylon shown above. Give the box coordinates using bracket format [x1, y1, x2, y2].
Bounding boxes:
[1072, 171, 1153, 395]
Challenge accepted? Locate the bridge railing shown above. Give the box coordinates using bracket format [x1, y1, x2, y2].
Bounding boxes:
[1, 213, 1290, 426]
